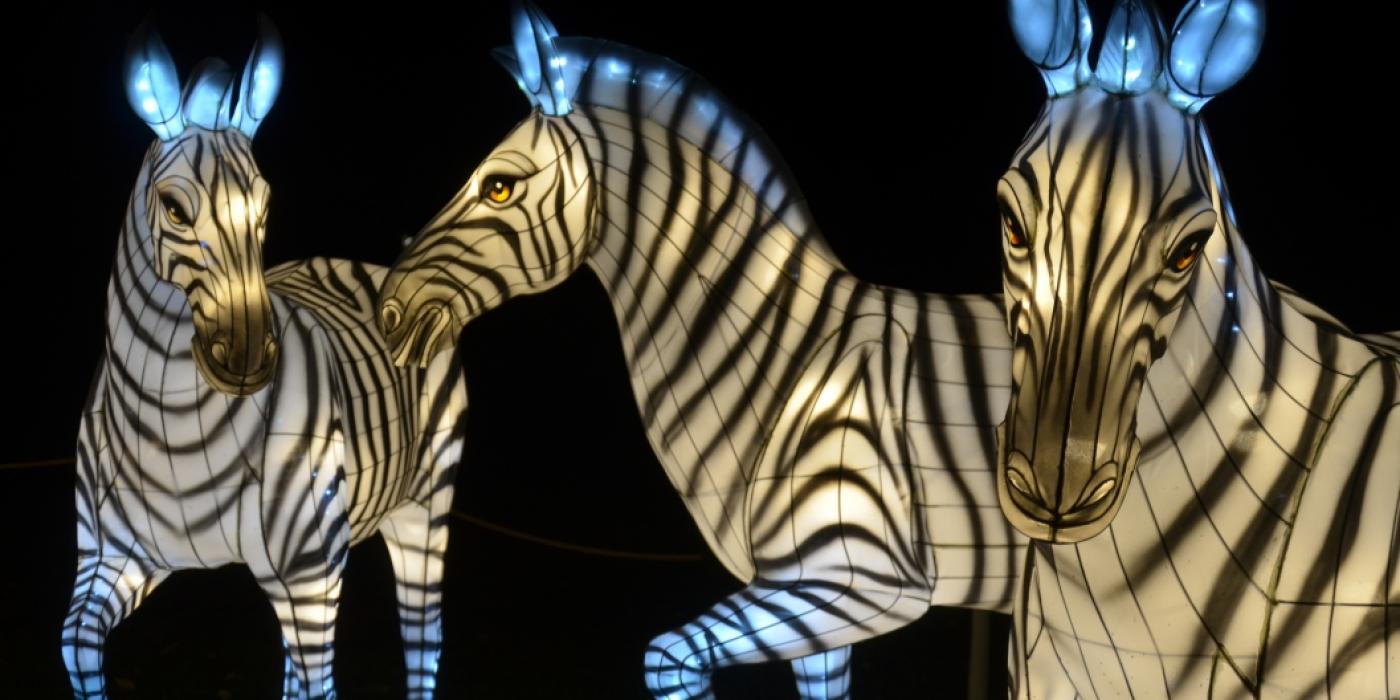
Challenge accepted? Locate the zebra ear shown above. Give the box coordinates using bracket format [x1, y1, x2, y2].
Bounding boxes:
[1165, 0, 1264, 113]
[494, 0, 571, 115]
[124, 24, 184, 141]
[181, 58, 237, 131]
[230, 15, 284, 138]
[1094, 0, 1165, 95]
[1008, 0, 1093, 96]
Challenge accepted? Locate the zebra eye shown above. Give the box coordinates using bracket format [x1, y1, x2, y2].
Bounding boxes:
[1168, 231, 1211, 273]
[1001, 209, 1029, 249]
[483, 176, 517, 205]
[160, 194, 190, 227]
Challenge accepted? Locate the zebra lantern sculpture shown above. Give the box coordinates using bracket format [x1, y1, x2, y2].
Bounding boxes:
[379, 2, 1026, 697]
[998, 0, 1398, 697]
[63, 22, 468, 699]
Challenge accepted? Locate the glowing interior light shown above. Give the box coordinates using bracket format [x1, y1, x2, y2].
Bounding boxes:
[142, 98, 159, 114]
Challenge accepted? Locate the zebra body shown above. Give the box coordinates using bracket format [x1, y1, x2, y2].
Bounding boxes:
[573, 104, 1022, 607]
[379, 6, 1025, 696]
[63, 26, 466, 699]
[1000, 1, 1398, 697]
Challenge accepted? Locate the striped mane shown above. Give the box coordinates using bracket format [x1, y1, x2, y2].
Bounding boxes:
[540, 37, 837, 257]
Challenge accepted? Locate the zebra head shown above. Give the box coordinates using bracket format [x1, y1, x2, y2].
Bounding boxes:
[996, 0, 1263, 542]
[378, 2, 596, 368]
[124, 21, 283, 395]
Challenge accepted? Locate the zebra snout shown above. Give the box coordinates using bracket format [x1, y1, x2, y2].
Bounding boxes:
[191, 328, 278, 396]
[1004, 450, 1121, 522]
[204, 330, 277, 374]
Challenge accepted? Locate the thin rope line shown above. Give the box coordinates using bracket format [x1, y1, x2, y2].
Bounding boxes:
[3, 455, 703, 563]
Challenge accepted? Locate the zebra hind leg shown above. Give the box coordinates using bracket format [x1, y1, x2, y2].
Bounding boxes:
[61, 554, 168, 699]
[379, 496, 453, 699]
[791, 646, 853, 699]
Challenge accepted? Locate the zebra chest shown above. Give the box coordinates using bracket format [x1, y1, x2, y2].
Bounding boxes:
[97, 374, 353, 566]
[1021, 512, 1280, 698]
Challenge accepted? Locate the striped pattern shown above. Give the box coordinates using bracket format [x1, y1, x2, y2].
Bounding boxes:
[998, 85, 1399, 698]
[380, 38, 1026, 698]
[63, 129, 467, 699]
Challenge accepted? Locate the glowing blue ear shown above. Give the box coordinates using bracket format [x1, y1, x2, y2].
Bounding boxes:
[1008, 0, 1093, 96]
[182, 59, 236, 130]
[1166, 0, 1264, 113]
[230, 16, 283, 138]
[124, 25, 184, 141]
[493, 0, 571, 115]
[1095, 0, 1164, 95]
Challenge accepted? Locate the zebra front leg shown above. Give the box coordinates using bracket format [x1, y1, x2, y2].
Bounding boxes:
[380, 497, 453, 699]
[280, 639, 304, 699]
[249, 467, 352, 699]
[255, 555, 346, 699]
[643, 339, 931, 699]
[61, 554, 168, 699]
[643, 579, 926, 699]
[791, 646, 853, 699]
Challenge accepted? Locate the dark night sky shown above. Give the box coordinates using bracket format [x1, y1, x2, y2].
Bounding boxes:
[4, 1, 1397, 697]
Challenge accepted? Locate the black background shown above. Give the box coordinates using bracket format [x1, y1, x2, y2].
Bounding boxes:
[3, 1, 1396, 697]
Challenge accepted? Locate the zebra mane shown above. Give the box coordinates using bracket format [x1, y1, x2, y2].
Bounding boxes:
[1009, 0, 1265, 113]
[502, 32, 816, 251]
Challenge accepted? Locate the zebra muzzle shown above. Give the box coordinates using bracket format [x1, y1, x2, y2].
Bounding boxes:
[387, 302, 452, 369]
[191, 330, 278, 396]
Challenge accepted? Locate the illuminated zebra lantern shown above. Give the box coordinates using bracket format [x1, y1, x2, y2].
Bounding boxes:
[63, 23, 467, 699]
[997, 0, 1398, 697]
[378, 3, 1026, 697]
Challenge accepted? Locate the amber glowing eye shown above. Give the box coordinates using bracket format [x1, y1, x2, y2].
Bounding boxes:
[1169, 233, 1210, 272]
[160, 195, 189, 226]
[484, 177, 515, 204]
[1002, 213, 1028, 249]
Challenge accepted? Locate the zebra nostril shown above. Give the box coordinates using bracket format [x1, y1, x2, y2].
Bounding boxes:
[1007, 469, 1034, 498]
[1005, 449, 1047, 509]
[1083, 477, 1116, 507]
[210, 339, 229, 365]
[381, 300, 403, 334]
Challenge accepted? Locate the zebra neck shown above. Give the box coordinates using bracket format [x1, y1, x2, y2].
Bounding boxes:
[1136, 225, 1346, 525]
[103, 187, 200, 396]
[577, 109, 854, 503]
